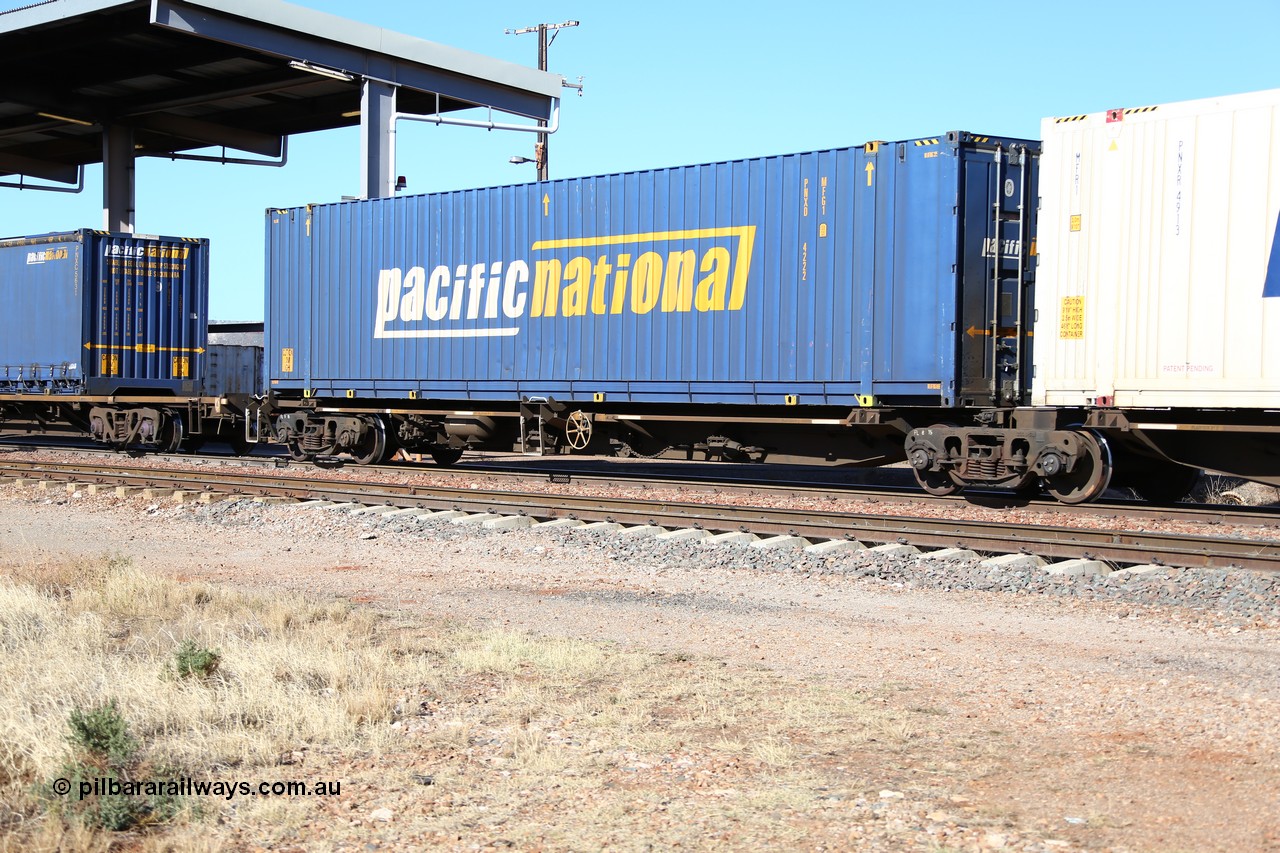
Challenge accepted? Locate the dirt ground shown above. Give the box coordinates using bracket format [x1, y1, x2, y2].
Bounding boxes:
[2, 488, 1278, 852]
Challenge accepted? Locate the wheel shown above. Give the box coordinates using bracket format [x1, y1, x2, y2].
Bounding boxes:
[912, 466, 963, 497]
[1045, 431, 1113, 504]
[907, 423, 963, 496]
[350, 416, 388, 465]
[1132, 464, 1201, 504]
[287, 441, 311, 462]
[162, 413, 185, 453]
[564, 410, 593, 450]
[429, 446, 465, 467]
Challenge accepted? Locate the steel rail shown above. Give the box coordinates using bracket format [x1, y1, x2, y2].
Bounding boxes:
[3, 459, 1278, 572]
[3, 439, 1277, 530]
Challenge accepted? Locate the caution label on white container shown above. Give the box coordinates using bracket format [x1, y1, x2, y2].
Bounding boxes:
[1059, 296, 1085, 339]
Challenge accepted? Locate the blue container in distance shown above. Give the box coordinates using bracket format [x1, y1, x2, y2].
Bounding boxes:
[266, 132, 1037, 408]
[0, 230, 210, 396]
[203, 344, 263, 398]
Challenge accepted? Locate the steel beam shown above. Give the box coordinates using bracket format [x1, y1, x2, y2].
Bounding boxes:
[150, 0, 558, 120]
[102, 124, 135, 232]
[0, 151, 79, 184]
[133, 114, 283, 157]
[360, 79, 397, 199]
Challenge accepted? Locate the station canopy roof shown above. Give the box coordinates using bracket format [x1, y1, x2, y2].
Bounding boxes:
[0, 0, 563, 183]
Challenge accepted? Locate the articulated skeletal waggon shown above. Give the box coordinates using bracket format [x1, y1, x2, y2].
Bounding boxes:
[263, 89, 1280, 503]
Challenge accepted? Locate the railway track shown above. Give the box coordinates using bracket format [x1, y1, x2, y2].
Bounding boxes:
[3, 457, 1278, 572]
[3, 438, 1277, 530]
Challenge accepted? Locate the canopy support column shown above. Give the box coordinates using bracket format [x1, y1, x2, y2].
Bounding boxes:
[102, 123, 135, 233]
[360, 79, 397, 199]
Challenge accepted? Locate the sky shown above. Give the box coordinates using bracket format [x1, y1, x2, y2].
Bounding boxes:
[2, 0, 1278, 320]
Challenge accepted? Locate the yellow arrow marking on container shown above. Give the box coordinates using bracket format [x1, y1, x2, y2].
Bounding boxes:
[84, 342, 205, 353]
[542, 194, 550, 216]
[865, 162, 875, 186]
[965, 326, 1032, 338]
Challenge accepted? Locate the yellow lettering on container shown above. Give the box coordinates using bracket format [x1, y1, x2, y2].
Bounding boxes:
[532, 259, 562, 317]
[560, 256, 592, 317]
[661, 250, 696, 312]
[630, 252, 662, 314]
[1060, 296, 1085, 339]
[610, 254, 631, 314]
[695, 247, 731, 311]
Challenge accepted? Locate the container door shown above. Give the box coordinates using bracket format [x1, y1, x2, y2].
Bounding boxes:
[86, 233, 209, 395]
[956, 141, 1038, 406]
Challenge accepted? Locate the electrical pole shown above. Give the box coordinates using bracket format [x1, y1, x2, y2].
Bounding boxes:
[505, 20, 578, 181]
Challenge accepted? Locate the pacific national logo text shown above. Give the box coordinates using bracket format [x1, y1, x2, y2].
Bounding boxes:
[375, 227, 757, 339]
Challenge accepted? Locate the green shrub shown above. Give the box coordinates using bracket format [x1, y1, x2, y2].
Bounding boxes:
[66, 700, 137, 766]
[54, 701, 186, 830]
[171, 639, 221, 681]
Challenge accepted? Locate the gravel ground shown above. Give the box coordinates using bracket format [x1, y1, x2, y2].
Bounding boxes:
[3, 481, 1279, 851]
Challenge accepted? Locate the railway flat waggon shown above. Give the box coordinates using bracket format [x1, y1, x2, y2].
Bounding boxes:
[265, 132, 1039, 470]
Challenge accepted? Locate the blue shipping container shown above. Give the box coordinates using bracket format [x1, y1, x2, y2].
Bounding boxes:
[266, 133, 1037, 407]
[0, 230, 210, 396]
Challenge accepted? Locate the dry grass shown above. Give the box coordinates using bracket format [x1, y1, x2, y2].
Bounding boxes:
[0, 555, 921, 850]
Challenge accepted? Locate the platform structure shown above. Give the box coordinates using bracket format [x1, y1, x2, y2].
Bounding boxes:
[0, 0, 564, 229]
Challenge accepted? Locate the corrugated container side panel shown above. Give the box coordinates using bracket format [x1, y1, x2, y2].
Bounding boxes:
[0, 235, 87, 390]
[1034, 88, 1280, 408]
[267, 138, 1016, 404]
[887, 143, 959, 388]
[265, 209, 311, 388]
[818, 149, 844, 383]
[203, 344, 263, 397]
